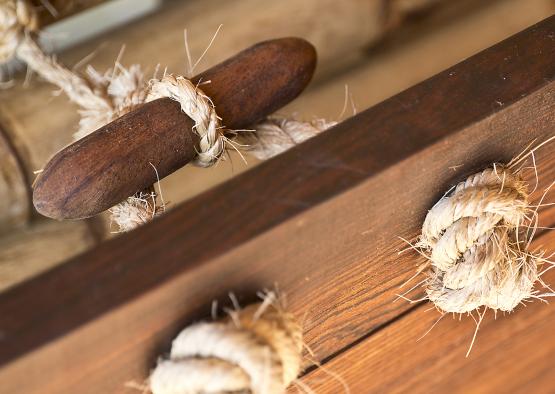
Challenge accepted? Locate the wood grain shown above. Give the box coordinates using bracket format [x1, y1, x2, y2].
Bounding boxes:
[298, 231, 555, 393]
[0, 15, 554, 393]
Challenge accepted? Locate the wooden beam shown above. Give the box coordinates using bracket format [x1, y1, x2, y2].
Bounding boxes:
[0, 15, 554, 393]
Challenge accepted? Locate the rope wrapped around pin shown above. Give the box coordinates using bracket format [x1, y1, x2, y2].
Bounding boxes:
[3, 0, 333, 232]
[72, 70, 227, 231]
[149, 291, 303, 394]
[76, 73, 334, 232]
[417, 164, 544, 314]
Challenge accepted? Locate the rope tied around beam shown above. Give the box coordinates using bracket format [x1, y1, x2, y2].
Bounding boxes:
[417, 164, 543, 314]
[2, 0, 332, 232]
[149, 292, 303, 394]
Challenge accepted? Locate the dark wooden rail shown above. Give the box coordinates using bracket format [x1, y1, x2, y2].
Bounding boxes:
[1, 15, 554, 393]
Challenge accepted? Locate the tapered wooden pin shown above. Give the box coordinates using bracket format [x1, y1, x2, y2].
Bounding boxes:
[33, 38, 316, 220]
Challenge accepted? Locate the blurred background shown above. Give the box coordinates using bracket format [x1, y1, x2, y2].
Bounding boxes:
[0, 0, 554, 291]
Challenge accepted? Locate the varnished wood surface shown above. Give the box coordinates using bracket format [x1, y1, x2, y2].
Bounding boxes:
[298, 230, 555, 393]
[0, 15, 554, 393]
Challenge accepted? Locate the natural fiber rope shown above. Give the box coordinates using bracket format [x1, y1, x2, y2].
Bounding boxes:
[238, 117, 337, 161]
[417, 165, 541, 314]
[149, 292, 302, 394]
[1, 0, 333, 232]
[0, 0, 37, 62]
[147, 75, 224, 167]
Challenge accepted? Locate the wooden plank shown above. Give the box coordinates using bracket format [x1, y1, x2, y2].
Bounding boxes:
[298, 231, 555, 393]
[0, 15, 554, 393]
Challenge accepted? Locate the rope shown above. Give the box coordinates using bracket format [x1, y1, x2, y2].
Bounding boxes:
[149, 292, 303, 394]
[239, 117, 336, 161]
[147, 75, 223, 167]
[417, 165, 542, 313]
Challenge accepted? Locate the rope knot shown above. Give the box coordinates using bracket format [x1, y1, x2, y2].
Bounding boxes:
[419, 165, 540, 313]
[149, 293, 302, 394]
[0, 0, 38, 63]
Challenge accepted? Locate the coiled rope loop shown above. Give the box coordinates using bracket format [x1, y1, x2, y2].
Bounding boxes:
[418, 165, 540, 314]
[147, 75, 223, 167]
[149, 294, 302, 394]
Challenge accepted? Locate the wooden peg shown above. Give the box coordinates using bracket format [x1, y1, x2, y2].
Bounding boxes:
[32, 38, 316, 220]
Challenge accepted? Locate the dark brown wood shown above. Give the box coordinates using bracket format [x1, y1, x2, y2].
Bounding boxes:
[32, 38, 316, 220]
[1, 16, 554, 394]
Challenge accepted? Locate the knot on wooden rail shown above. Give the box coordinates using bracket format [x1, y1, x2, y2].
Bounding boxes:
[418, 165, 542, 314]
[0, 0, 38, 62]
[149, 292, 302, 394]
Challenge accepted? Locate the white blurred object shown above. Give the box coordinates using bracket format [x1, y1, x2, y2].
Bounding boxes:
[2, 0, 161, 75]
[42, 0, 162, 51]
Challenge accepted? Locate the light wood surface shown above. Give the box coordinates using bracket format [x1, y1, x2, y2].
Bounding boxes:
[0, 219, 96, 292]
